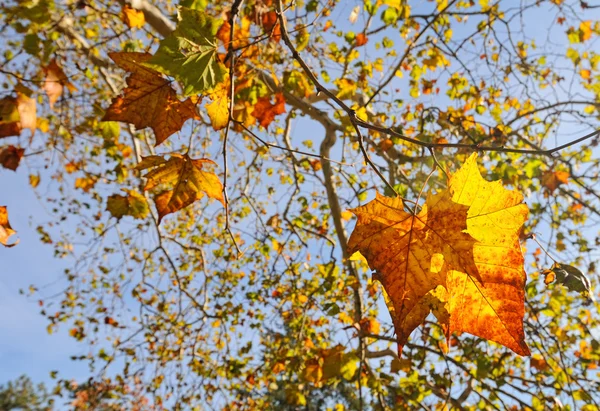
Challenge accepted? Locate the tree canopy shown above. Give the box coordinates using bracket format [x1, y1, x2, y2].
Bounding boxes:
[1, 0, 600, 409]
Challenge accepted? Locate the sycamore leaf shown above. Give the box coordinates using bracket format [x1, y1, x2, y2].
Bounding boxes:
[136, 154, 225, 223]
[43, 60, 77, 109]
[253, 93, 286, 128]
[102, 52, 200, 146]
[447, 153, 529, 356]
[107, 189, 149, 220]
[347, 189, 478, 352]
[0, 97, 21, 138]
[146, 7, 227, 96]
[0, 145, 25, 171]
[541, 170, 569, 193]
[121, 5, 145, 29]
[0, 206, 18, 247]
[205, 80, 230, 131]
[348, 153, 530, 356]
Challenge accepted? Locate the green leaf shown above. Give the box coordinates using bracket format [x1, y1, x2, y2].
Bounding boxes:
[146, 7, 226, 95]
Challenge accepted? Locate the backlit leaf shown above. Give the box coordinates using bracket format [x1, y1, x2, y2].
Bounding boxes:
[253, 93, 286, 128]
[146, 7, 227, 95]
[348, 154, 530, 356]
[137, 154, 225, 223]
[205, 80, 230, 131]
[103, 52, 200, 146]
[121, 5, 145, 29]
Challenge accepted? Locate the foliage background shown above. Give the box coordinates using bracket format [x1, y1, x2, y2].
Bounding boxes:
[1, 0, 600, 409]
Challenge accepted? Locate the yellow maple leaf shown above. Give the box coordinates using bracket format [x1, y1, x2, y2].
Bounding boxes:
[205, 80, 230, 131]
[137, 154, 225, 223]
[348, 153, 530, 356]
[121, 5, 145, 29]
[103, 52, 199, 146]
[447, 153, 529, 356]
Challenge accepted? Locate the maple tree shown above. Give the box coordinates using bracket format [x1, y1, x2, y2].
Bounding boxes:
[1, 0, 600, 409]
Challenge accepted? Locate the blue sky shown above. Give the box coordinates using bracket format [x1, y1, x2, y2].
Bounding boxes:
[0, 166, 88, 389]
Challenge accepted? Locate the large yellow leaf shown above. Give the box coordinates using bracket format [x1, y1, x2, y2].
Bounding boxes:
[447, 153, 529, 356]
[348, 154, 530, 356]
[347, 189, 478, 351]
[137, 154, 225, 223]
[103, 52, 199, 146]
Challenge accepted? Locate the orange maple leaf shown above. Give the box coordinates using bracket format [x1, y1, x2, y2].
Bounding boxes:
[103, 52, 200, 146]
[348, 154, 530, 356]
[348, 190, 478, 350]
[0, 206, 18, 247]
[136, 154, 225, 223]
[43, 60, 77, 109]
[253, 93, 286, 128]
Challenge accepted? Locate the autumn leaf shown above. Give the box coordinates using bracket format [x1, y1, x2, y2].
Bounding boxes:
[348, 154, 530, 356]
[121, 5, 145, 29]
[103, 52, 200, 146]
[146, 7, 227, 95]
[16, 91, 37, 135]
[0, 145, 25, 171]
[107, 189, 149, 220]
[347, 190, 478, 351]
[0, 206, 18, 247]
[205, 79, 230, 131]
[355, 33, 368, 47]
[43, 60, 77, 109]
[447, 153, 529, 356]
[541, 170, 569, 193]
[136, 154, 225, 222]
[0, 97, 21, 138]
[253, 93, 286, 128]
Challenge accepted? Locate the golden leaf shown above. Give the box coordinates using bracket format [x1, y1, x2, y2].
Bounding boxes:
[347, 189, 478, 351]
[447, 153, 530, 356]
[348, 153, 530, 356]
[205, 80, 230, 131]
[137, 154, 225, 223]
[121, 5, 145, 29]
